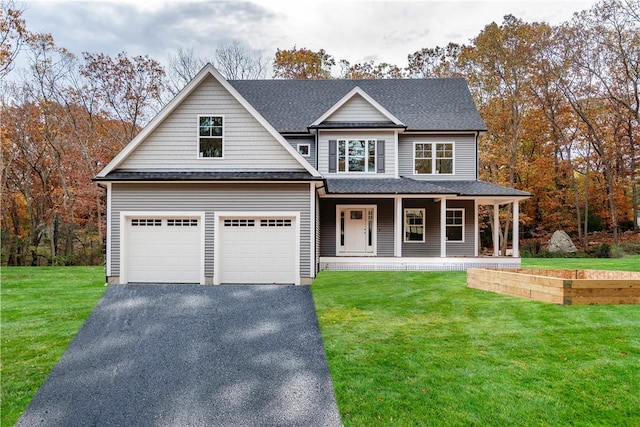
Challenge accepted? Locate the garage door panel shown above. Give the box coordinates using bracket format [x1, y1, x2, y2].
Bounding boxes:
[219, 216, 296, 284]
[126, 217, 202, 283]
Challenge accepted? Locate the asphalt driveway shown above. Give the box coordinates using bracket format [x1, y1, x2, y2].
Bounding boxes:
[17, 285, 341, 426]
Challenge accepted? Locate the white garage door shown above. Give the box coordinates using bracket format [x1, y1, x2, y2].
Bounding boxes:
[218, 217, 296, 284]
[125, 217, 202, 283]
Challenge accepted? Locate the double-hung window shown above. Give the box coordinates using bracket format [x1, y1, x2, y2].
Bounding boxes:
[338, 139, 376, 172]
[404, 208, 425, 242]
[199, 115, 223, 158]
[414, 142, 453, 174]
[446, 208, 464, 242]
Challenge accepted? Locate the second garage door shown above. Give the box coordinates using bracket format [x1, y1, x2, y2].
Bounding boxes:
[218, 216, 297, 284]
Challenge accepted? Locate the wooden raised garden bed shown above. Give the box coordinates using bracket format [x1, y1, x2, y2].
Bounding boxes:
[467, 268, 640, 305]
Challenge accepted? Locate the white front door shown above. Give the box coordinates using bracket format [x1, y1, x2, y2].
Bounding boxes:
[345, 209, 367, 253]
[337, 205, 376, 255]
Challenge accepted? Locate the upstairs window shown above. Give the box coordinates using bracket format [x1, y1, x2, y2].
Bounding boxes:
[414, 142, 453, 174]
[199, 116, 223, 158]
[297, 143, 310, 157]
[338, 139, 376, 172]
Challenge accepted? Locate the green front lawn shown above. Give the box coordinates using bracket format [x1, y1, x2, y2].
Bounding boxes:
[313, 257, 640, 426]
[1, 266, 106, 427]
[2, 258, 639, 426]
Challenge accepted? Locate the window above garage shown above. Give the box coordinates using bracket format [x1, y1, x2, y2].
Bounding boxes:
[198, 115, 224, 158]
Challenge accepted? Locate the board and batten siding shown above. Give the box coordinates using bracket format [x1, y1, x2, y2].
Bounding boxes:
[324, 93, 390, 123]
[317, 131, 396, 177]
[110, 183, 312, 281]
[319, 198, 394, 257]
[398, 134, 477, 180]
[119, 75, 304, 171]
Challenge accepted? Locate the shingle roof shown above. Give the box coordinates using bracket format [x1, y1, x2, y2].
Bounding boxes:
[93, 170, 322, 182]
[229, 79, 487, 133]
[325, 178, 531, 197]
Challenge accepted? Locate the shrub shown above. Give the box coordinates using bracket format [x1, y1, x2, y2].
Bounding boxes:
[592, 243, 611, 258]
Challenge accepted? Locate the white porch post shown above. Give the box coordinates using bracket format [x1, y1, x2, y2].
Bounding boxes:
[512, 200, 520, 258]
[474, 199, 479, 257]
[440, 199, 447, 257]
[493, 203, 500, 256]
[395, 196, 402, 257]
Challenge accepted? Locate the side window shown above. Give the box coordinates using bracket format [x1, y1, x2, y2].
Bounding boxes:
[198, 116, 223, 158]
[297, 143, 310, 157]
[446, 209, 464, 242]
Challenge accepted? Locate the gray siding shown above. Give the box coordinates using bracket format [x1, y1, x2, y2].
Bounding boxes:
[110, 183, 312, 280]
[317, 130, 396, 177]
[398, 134, 476, 180]
[325, 94, 390, 122]
[319, 198, 394, 257]
[402, 199, 475, 257]
[285, 135, 316, 169]
[120, 75, 304, 171]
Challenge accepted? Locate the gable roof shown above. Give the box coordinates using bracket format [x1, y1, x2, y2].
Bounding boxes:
[310, 86, 404, 127]
[96, 64, 321, 178]
[229, 78, 487, 133]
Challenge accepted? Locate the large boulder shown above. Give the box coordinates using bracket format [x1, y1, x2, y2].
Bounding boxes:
[547, 230, 577, 253]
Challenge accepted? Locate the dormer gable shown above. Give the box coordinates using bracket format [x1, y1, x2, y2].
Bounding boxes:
[310, 87, 404, 128]
[96, 64, 320, 178]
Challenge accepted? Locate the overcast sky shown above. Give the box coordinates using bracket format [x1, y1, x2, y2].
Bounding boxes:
[20, 0, 595, 75]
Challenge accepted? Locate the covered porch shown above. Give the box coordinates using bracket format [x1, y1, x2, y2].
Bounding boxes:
[317, 178, 530, 271]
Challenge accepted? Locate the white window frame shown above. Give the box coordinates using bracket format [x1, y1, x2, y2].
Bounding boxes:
[337, 139, 377, 173]
[413, 141, 455, 175]
[446, 208, 465, 243]
[297, 143, 311, 157]
[197, 114, 225, 158]
[403, 208, 426, 243]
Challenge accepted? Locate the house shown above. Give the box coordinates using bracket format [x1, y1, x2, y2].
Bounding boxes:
[94, 64, 530, 285]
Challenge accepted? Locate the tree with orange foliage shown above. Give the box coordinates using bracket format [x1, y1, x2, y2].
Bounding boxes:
[273, 46, 335, 79]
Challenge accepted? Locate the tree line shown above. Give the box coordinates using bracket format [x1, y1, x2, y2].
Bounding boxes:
[1, 0, 638, 265]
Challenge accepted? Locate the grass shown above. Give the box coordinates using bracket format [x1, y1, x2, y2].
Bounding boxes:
[1, 266, 106, 427]
[2, 258, 639, 426]
[312, 257, 640, 426]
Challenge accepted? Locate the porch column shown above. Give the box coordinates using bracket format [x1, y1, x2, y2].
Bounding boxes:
[440, 199, 447, 257]
[493, 203, 500, 256]
[512, 200, 520, 258]
[395, 196, 402, 257]
[474, 199, 479, 257]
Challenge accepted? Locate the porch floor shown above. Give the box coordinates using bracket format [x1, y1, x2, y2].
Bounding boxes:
[319, 256, 522, 271]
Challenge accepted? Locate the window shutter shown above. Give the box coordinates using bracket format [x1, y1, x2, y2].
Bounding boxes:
[328, 140, 337, 173]
[377, 140, 385, 173]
